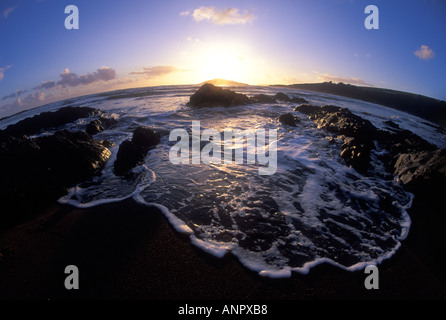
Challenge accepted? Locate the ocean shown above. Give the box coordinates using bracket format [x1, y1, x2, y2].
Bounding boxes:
[2, 85, 445, 278]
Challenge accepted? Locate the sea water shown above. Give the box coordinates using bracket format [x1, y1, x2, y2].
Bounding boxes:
[2, 85, 445, 278]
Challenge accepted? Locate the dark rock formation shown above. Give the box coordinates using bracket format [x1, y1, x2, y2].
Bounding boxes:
[187, 85, 309, 108]
[280, 81, 446, 128]
[394, 149, 446, 196]
[86, 117, 118, 135]
[250, 92, 308, 104]
[187, 83, 250, 108]
[250, 94, 276, 104]
[114, 126, 160, 175]
[290, 97, 309, 104]
[278, 113, 300, 127]
[294, 104, 438, 174]
[274, 92, 291, 102]
[339, 137, 373, 173]
[294, 104, 339, 115]
[4, 106, 100, 136]
[295, 104, 376, 172]
[294, 103, 445, 202]
[0, 130, 111, 228]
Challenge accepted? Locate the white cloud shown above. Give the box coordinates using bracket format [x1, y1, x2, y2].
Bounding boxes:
[0, 65, 12, 80]
[181, 6, 256, 25]
[23, 91, 46, 105]
[414, 45, 435, 60]
[57, 66, 116, 87]
[3, 6, 15, 18]
[130, 65, 181, 78]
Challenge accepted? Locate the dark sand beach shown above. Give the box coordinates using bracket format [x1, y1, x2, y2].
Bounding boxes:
[0, 196, 445, 301]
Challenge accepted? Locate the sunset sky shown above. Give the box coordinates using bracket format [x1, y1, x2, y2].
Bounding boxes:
[0, 0, 445, 117]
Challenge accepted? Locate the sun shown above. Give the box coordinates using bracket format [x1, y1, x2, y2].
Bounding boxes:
[187, 40, 261, 84]
[200, 47, 246, 81]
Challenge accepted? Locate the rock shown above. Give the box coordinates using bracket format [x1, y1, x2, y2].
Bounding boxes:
[290, 97, 309, 104]
[114, 140, 140, 175]
[4, 106, 100, 137]
[0, 130, 111, 227]
[383, 120, 400, 130]
[132, 126, 161, 150]
[293, 103, 444, 197]
[394, 149, 446, 196]
[293, 104, 326, 115]
[250, 94, 276, 104]
[114, 126, 160, 175]
[36, 130, 111, 182]
[340, 137, 372, 173]
[311, 107, 376, 139]
[86, 117, 118, 135]
[294, 104, 376, 172]
[187, 83, 250, 108]
[278, 113, 300, 127]
[274, 92, 291, 102]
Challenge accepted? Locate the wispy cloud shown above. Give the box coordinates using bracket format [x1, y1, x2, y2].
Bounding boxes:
[56, 66, 116, 87]
[414, 45, 435, 60]
[0, 65, 12, 80]
[35, 80, 57, 90]
[316, 72, 373, 86]
[2, 89, 27, 101]
[181, 6, 256, 25]
[30, 67, 116, 91]
[130, 65, 181, 78]
[3, 6, 15, 18]
[0, 66, 122, 118]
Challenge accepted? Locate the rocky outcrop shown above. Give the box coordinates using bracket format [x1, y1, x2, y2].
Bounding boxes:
[294, 104, 376, 172]
[278, 113, 300, 127]
[114, 126, 160, 175]
[4, 106, 100, 136]
[86, 117, 118, 135]
[274, 92, 308, 104]
[394, 149, 446, 196]
[0, 130, 111, 227]
[250, 92, 308, 104]
[293, 104, 439, 177]
[250, 94, 276, 104]
[187, 84, 308, 108]
[187, 83, 251, 108]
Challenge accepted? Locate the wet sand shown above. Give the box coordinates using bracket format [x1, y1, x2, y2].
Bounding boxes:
[0, 197, 445, 301]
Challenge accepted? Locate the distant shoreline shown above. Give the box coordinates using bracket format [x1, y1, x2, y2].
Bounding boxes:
[3, 81, 445, 129]
[271, 82, 446, 128]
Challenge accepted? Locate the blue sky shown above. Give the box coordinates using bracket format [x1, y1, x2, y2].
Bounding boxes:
[0, 0, 445, 117]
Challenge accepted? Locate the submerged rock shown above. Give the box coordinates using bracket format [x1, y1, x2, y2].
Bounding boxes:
[251, 94, 276, 104]
[86, 117, 118, 135]
[295, 105, 376, 172]
[187, 83, 250, 108]
[294, 104, 335, 115]
[274, 92, 291, 102]
[4, 106, 100, 137]
[114, 126, 160, 175]
[278, 113, 300, 127]
[290, 97, 309, 104]
[294, 103, 444, 197]
[132, 126, 161, 150]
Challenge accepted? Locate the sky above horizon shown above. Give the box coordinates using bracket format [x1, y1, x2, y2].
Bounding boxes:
[0, 0, 445, 117]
